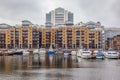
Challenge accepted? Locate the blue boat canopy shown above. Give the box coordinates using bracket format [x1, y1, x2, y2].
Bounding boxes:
[97, 50, 104, 56]
[48, 51, 55, 54]
[64, 50, 68, 53]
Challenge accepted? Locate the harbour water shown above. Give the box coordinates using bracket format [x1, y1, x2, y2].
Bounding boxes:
[0, 54, 120, 80]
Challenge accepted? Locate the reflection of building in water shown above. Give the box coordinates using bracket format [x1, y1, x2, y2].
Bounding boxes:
[0, 55, 79, 70]
[45, 55, 73, 68]
[62, 56, 68, 68]
[4, 56, 12, 73]
[39, 56, 46, 68]
[13, 56, 23, 70]
[33, 54, 40, 64]
[28, 55, 33, 69]
[67, 56, 72, 68]
[22, 56, 30, 68]
[49, 55, 54, 68]
[0, 57, 4, 70]
[45, 54, 51, 68]
[52, 55, 63, 68]
[18, 56, 23, 70]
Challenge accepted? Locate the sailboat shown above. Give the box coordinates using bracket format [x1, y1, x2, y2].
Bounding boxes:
[56, 48, 63, 60]
[39, 48, 46, 57]
[64, 44, 69, 56]
[48, 44, 55, 55]
[56, 48, 62, 54]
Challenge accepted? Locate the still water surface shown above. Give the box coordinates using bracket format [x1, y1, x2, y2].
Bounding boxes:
[0, 54, 120, 80]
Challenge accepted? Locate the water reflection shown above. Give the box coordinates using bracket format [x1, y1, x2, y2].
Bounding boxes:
[0, 54, 78, 71]
[1, 54, 120, 80]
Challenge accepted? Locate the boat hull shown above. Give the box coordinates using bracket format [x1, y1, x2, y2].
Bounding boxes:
[0, 54, 3, 56]
[33, 52, 39, 54]
[39, 51, 46, 55]
[81, 55, 92, 59]
[23, 52, 30, 56]
[48, 51, 55, 55]
[106, 55, 119, 59]
[96, 55, 105, 59]
[13, 51, 23, 55]
[71, 51, 76, 56]
[64, 53, 69, 56]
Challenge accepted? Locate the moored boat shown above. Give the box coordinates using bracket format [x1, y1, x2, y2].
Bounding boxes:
[91, 50, 96, 59]
[64, 44, 69, 56]
[56, 48, 63, 59]
[4, 49, 16, 55]
[118, 51, 120, 58]
[105, 50, 119, 59]
[64, 50, 69, 56]
[1, 50, 10, 56]
[77, 49, 83, 58]
[2, 49, 10, 55]
[0, 50, 3, 56]
[23, 50, 30, 56]
[96, 50, 105, 59]
[81, 49, 92, 59]
[71, 50, 77, 62]
[71, 51, 77, 56]
[8, 49, 16, 55]
[39, 48, 46, 56]
[76, 49, 83, 62]
[13, 49, 23, 55]
[56, 48, 62, 54]
[33, 49, 39, 54]
[48, 45, 55, 55]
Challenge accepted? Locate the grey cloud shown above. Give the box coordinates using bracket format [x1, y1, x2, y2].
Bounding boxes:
[0, 0, 119, 27]
[0, 0, 41, 24]
[77, 0, 120, 27]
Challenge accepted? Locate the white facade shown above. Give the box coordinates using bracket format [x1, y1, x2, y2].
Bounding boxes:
[46, 7, 73, 27]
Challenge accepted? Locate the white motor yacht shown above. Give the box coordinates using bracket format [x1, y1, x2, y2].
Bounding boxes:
[81, 49, 92, 59]
[71, 51, 77, 56]
[33, 49, 39, 54]
[71, 51, 77, 62]
[23, 50, 30, 56]
[105, 50, 119, 59]
[39, 48, 46, 56]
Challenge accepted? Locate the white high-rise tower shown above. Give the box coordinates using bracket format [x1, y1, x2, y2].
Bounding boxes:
[46, 7, 73, 27]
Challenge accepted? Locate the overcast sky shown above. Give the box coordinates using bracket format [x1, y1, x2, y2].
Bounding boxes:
[0, 0, 119, 27]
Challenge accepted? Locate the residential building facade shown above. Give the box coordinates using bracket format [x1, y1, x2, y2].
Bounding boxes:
[105, 28, 120, 40]
[0, 21, 103, 50]
[0, 23, 11, 48]
[105, 35, 120, 50]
